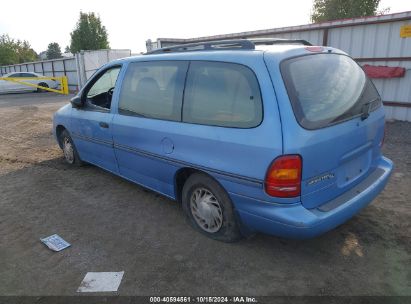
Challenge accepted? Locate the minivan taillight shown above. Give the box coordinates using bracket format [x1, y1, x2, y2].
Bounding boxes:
[265, 155, 302, 198]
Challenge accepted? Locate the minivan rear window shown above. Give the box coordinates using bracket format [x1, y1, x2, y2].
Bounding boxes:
[281, 54, 381, 129]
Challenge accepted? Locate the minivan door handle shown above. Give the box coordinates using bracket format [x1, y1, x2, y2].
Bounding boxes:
[99, 122, 109, 128]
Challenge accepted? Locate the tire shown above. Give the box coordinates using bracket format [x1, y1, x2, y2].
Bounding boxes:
[37, 82, 49, 93]
[60, 130, 83, 166]
[182, 173, 242, 242]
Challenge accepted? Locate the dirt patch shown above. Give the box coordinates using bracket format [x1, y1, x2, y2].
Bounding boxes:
[0, 103, 62, 175]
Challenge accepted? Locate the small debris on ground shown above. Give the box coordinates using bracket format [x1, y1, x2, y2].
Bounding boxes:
[77, 272, 125, 292]
[40, 234, 71, 252]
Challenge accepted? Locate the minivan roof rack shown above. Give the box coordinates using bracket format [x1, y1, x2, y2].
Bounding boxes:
[144, 38, 312, 55]
[145, 40, 254, 55]
[250, 38, 312, 46]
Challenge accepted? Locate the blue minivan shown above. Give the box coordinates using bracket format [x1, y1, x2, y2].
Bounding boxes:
[53, 39, 393, 242]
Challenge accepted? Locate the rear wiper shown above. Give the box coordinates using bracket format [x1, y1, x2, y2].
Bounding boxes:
[361, 97, 380, 120]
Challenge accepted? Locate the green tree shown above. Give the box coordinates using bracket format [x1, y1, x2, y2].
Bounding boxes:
[0, 34, 37, 65]
[17, 41, 37, 63]
[69, 12, 110, 53]
[46, 42, 62, 59]
[311, 0, 384, 23]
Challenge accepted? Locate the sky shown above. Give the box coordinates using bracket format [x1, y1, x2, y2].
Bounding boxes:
[0, 0, 410, 54]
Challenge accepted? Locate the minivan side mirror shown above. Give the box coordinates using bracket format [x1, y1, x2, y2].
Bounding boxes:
[70, 95, 83, 108]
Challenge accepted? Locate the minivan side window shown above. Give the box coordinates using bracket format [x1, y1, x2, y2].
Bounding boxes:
[85, 66, 121, 110]
[87, 68, 121, 99]
[183, 61, 262, 128]
[118, 61, 188, 121]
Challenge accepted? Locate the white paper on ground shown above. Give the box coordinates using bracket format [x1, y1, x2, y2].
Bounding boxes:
[40, 234, 71, 252]
[77, 271, 125, 292]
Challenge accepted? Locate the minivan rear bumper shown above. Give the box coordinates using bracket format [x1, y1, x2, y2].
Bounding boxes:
[233, 156, 393, 239]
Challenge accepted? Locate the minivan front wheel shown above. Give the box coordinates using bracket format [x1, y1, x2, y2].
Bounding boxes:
[60, 130, 83, 166]
[182, 173, 242, 242]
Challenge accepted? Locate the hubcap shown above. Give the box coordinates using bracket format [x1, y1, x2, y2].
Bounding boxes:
[63, 137, 74, 164]
[190, 188, 223, 233]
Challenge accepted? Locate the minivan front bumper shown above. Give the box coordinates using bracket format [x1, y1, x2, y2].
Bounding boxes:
[233, 156, 393, 239]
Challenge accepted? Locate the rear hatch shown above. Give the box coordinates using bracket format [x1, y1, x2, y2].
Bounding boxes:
[270, 51, 385, 209]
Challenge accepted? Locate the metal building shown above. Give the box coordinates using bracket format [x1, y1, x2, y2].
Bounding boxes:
[147, 11, 411, 122]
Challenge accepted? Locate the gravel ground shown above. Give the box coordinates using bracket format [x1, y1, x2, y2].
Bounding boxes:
[0, 93, 410, 296]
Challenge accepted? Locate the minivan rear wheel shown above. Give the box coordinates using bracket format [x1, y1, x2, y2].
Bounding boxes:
[182, 173, 242, 242]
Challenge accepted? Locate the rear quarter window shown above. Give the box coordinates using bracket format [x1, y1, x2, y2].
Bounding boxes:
[183, 61, 263, 128]
[281, 54, 381, 129]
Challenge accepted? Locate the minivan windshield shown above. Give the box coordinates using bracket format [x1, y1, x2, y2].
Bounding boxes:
[281, 54, 381, 129]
